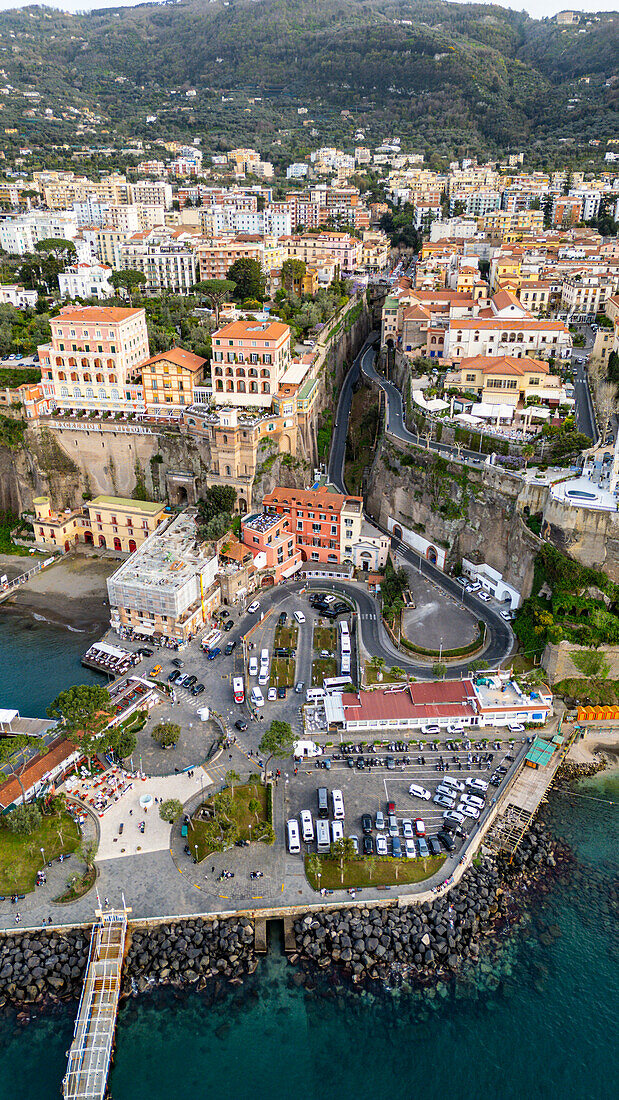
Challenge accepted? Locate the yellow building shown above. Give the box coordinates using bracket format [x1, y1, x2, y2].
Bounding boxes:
[140, 347, 208, 416]
[448, 355, 554, 407]
[33, 495, 166, 554]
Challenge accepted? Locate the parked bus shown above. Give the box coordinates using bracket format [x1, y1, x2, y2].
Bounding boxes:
[340, 634, 351, 655]
[339, 620, 349, 637]
[233, 676, 245, 704]
[323, 675, 353, 691]
[340, 653, 351, 676]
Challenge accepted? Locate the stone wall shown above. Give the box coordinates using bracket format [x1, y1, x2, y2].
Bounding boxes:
[543, 640, 619, 682]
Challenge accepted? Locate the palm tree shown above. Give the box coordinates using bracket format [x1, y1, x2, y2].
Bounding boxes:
[370, 655, 385, 682]
[306, 854, 322, 891]
[390, 666, 405, 680]
[225, 770, 241, 798]
[522, 443, 535, 470]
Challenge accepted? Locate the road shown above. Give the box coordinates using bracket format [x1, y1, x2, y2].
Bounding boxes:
[569, 326, 598, 443]
[326, 340, 514, 675]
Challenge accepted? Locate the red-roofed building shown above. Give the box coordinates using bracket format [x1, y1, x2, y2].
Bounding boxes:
[141, 347, 208, 416]
[211, 319, 291, 408]
[0, 736, 80, 811]
[327, 671, 552, 732]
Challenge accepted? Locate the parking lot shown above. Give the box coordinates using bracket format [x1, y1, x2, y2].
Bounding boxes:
[286, 732, 520, 871]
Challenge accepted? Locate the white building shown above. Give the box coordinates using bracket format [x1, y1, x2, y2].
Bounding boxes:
[0, 212, 79, 255]
[0, 284, 37, 308]
[58, 262, 114, 300]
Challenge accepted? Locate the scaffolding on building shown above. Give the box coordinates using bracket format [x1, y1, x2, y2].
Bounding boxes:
[62, 899, 131, 1100]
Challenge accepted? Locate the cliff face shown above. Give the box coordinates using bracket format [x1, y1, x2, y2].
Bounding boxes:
[366, 438, 540, 596]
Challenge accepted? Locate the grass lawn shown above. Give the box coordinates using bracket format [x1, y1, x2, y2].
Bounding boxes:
[191, 782, 270, 860]
[0, 810, 81, 894]
[312, 657, 338, 685]
[365, 663, 408, 686]
[305, 853, 445, 890]
[270, 656, 296, 688]
[274, 624, 298, 650]
[313, 625, 337, 652]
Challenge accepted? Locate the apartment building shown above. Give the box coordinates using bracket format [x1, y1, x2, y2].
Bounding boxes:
[0, 211, 78, 255]
[33, 494, 166, 554]
[211, 319, 291, 408]
[58, 262, 114, 300]
[256, 487, 388, 570]
[37, 305, 150, 415]
[107, 510, 219, 642]
[280, 232, 363, 273]
[120, 228, 197, 294]
[130, 179, 173, 209]
[196, 237, 263, 281]
[0, 284, 37, 308]
[141, 347, 208, 416]
[561, 274, 617, 315]
[443, 316, 571, 361]
[447, 355, 557, 407]
[240, 509, 303, 584]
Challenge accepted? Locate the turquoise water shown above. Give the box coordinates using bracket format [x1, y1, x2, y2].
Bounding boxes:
[0, 616, 617, 1099]
[0, 610, 103, 717]
[0, 770, 616, 1100]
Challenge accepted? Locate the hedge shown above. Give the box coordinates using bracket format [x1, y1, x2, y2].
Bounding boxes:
[266, 782, 274, 825]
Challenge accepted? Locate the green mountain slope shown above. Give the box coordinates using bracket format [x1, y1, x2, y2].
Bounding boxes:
[0, 1, 616, 159]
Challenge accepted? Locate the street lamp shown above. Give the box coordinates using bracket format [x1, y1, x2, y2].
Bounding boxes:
[194, 844, 198, 865]
[40, 847, 45, 868]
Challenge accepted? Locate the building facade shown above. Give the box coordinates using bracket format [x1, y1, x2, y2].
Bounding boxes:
[141, 347, 208, 416]
[32, 494, 166, 554]
[211, 319, 291, 408]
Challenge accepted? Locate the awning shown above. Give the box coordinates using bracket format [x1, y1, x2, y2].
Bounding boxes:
[281, 560, 303, 578]
[0, 709, 18, 728]
[472, 402, 514, 421]
[133, 624, 156, 637]
[455, 412, 483, 425]
[529, 407, 551, 420]
[91, 641, 128, 660]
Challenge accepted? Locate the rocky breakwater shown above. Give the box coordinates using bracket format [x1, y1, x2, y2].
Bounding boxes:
[123, 917, 257, 995]
[0, 927, 88, 1007]
[291, 824, 559, 985]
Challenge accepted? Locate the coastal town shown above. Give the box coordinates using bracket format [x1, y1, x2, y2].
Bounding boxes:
[0, 7, 617, 1095]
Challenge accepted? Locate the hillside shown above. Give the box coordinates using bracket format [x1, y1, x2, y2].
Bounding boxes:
[0, 0, 616, 162]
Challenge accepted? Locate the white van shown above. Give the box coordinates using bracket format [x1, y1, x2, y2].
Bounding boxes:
[331, 789, 345, 820]
[250, 686, 264, 708]
[306, 687, 325, 704]
[258, 667, 269, 686]
[202, 628, 222, 651]
[260, 647, 269, 668]
[441, 775, 465, 793]
[286, 819, 301, 853]
[300, 809, 314, 843]
[331, 820, 344, 843]
[316, 819, 330, 853]
[248, 656, 258, 677]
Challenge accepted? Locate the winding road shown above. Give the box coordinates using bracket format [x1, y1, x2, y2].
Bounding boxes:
[326, 335, 514, 677]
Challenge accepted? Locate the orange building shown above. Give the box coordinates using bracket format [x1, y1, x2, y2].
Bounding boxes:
[140, 347, 208, 416]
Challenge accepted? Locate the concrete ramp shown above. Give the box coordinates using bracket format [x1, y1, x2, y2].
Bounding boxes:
[254, 918, 267, 954]
[283, 917, 296, 954]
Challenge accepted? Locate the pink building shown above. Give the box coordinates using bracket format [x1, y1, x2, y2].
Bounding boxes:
[240, 510, 303, 585]
[211, 319, 291, 409]
[38, 305, 150, 415]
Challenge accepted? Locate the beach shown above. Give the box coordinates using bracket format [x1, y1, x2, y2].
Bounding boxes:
[1, 553, 115, 632]
[569, 727, 619, 767]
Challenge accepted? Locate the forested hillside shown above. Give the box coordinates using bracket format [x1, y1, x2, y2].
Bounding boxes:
[0, 0, 616, 162]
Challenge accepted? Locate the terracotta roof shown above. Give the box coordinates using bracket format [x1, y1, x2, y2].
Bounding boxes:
[142, 347, 207, 372]
[0, 736, 77, 809]
[451, 318, 568, 331]
[263, 486, 361, 512]
[492, 289, 525, 311]
[57, 305, 143, 322]
[341, 681, 478, 723]
[459, 354, 549, 376]
[214, 319, 290, 341]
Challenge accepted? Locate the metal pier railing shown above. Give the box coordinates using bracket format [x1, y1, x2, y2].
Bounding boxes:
[63, 901, 131, 1100]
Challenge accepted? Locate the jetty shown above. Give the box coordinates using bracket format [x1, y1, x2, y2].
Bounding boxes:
[62, 901, 130, 1100]
[486, 729, 574, 854]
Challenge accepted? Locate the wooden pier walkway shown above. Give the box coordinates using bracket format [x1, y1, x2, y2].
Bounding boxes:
[62, 904, 130, 1100]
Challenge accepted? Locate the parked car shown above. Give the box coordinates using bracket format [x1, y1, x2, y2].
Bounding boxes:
[294, 610, 306, 624]
[375, 810, 385, 831]
[408, 784, 431, 801]
[247, 601, 260, 614]
[171, 658, 184, 668]
[376, 835, 388, 856]
[386, 755, 395, 770]
[433, 793, 456, 809]
[224, 641, 236, 655]
[462, 793, 485, 810]
[223, 620, 234, 631]
[295, 681, 305, 694]
[417, 837, 430, 858]
[447, 724, 464, 735]
[191, 683, 205, 696]
[500, 610, 512, 621]
[349, 835, 359, 855]
[267, 687, 277, 701]
[414, 818, 426, 836]
[168, 670, 181, 683]
[404, 837, 416, 859]
[422, 724, 440, 736]
[363, 835, 374, 856]
[465, 777, 489, 792]
[391, 836, 402, 858]
[388, 814, 398, 837]
[508, 723, 525, 733]
[402, 819, 414, 839]
[361, 813, 373, 835]
[457, 802, 480, 820]
[277, 686, 287, 699]
[278, 611, 288, 625]
[479, 592, 491, 602]
[438, 830, 455, 852]
[184, 674, 197, 687]
[207, 648, 221, 661]
[442, 810, 465, 827]
[428, 836, 441, 857]
[137, 647, 153, 657]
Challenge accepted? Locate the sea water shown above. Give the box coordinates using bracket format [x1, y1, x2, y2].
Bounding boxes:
[0, 770, 615, 1100]
[0, 610, 103, 718]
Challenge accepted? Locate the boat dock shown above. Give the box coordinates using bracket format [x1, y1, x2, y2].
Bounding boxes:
[62, 903, 130, 1100]
[486, 729, 573, 853]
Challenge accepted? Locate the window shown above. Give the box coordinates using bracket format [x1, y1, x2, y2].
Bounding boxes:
[311, 552, 320, 561]
[465, 373, 476, 382]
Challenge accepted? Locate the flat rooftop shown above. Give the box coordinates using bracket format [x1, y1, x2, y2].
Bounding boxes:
[473, 675, 551, 712]
[242, 511, 282, 534]
[108, 511, 214, 593]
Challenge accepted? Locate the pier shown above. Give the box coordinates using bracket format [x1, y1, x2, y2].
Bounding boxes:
[63, 902, 130, 1100]
[486, 730, 574, 854]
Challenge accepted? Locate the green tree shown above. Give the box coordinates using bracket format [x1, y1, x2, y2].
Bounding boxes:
[110, 269, 147, 304]
[522, 444, 535, 469]
[281, 258, 306, 293]
[192, 279, 236, 327]
[159, 798, 184, 823]
[390, 666, 405, 679]
[370, 655, 385, 680]
[47, 685, 114, 765]
[258, 720, 294, 782]
[330, 836, 356, 884]
[151, 721, 180, 748]
[571, 649, 610, 683]
[306, 853, 322, 889]
[112, 728, 136, 761]
[248, 797, 261, 823]
[227, 258, 264, 302]
[5, 802, 42, 835]
[35, 238, 77, 263]
[432, 661, 447, 679]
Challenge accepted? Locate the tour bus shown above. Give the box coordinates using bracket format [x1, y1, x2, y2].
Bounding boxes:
[286, 819, 301, 854]
[340, 652, 351, 676]
[323, 676, 353, 691]
[340, 634, 351, 655]
[316, 819, 330, 853]
[339, 620, 350, 637]
[233, 676, 245, 704]
[332, 789, 345, 820]
[300, 809, 314, 843]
